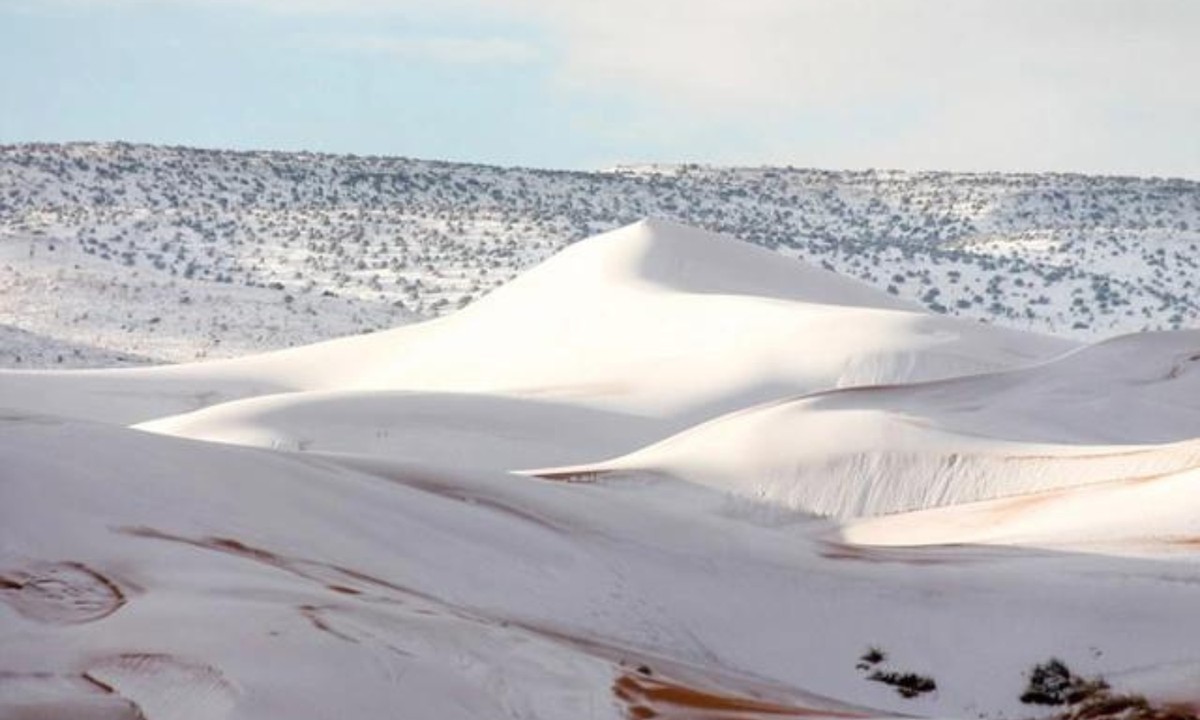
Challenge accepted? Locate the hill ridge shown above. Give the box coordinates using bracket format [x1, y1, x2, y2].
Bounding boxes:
[2, 142, 1198, 367]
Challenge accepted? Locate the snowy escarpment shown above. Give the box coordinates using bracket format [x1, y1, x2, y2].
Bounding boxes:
[3, 142, 1200, 368]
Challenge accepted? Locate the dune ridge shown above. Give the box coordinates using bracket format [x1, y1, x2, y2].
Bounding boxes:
[5, 219, 1200, 720]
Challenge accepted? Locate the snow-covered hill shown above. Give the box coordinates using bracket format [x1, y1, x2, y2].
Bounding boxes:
[132, 220, 1072, 464]
[6, 217, 1200, 720]
[0, 220, 1069, 427]
[531, 326, 1200, 518]
[2, 142, 1199, 367]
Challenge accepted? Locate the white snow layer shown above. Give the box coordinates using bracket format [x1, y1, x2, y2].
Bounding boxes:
[5, 219, 1200, 720]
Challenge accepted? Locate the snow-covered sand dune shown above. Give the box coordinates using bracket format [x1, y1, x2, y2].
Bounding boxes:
[8, 414, 1200, 720]
[535, 415, 1200, 519]
[786, 329, 1200, 445]
[132, 220, 1076, 476]
[5, 219, 1200, 720]
[140, 390, 667, 471]
[841, 464, 1200, 550]
[531, 325, 1200, 518]
[0, 219, 1072, 428]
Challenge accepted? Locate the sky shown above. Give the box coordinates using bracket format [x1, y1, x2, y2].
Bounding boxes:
[2, 0, 1199, 178]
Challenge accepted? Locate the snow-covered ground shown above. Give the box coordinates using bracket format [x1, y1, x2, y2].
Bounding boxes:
[4, 219, 1200, 720]
[2, 143, 1200, 368]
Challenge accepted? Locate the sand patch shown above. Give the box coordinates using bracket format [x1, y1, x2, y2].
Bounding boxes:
[614, 669, 869, 720]
[0, 561, 126, 625]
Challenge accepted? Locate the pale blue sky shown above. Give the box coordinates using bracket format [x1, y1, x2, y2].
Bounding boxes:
[3, 0, 1198, 177]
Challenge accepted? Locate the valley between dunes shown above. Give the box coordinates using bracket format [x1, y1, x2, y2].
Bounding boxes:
[4, 219, 1200, 720]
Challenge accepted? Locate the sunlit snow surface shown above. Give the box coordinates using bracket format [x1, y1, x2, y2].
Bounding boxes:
[4, 220, 1200, 720]
[4, 143, 1200, 368]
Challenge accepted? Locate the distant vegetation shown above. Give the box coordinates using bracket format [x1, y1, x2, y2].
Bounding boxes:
[2, 142, 1199, 366]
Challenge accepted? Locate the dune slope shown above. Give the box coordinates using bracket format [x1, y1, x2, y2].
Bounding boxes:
[0, 219, 1072, 428]
[7, 219, 1200, 720]
[7, 414, 1200, 719]
[531, 329, 1200, 518]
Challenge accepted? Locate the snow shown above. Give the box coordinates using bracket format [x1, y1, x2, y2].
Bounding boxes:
[0, 220, 1072, 429]
[5, 218, 1200, 720]
[533, 326, 1200, 518]
[4, 143, 1200, 369]
[840, 465, 1200, 550]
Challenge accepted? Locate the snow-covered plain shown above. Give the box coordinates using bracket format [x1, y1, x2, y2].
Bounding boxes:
[4, 220, 1200, 720]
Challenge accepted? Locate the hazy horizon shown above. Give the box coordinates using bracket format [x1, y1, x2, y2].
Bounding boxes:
[3, 0, 1199, 179]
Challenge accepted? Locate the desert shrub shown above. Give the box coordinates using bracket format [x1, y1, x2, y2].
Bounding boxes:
[868, 670, 937, 699]
[1021, 659, 1198, 720]
[1021, 659, 1108, 706]
[858, 646, 886, 668]
[856, 647, 935, 699]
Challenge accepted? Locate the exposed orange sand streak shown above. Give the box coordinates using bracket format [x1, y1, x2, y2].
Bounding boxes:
[614, 671, 870, 720]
